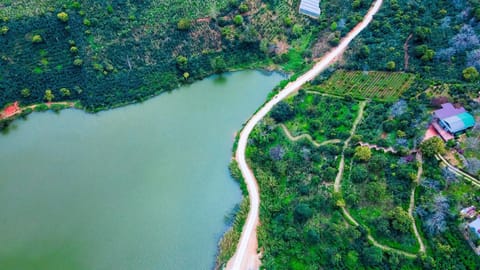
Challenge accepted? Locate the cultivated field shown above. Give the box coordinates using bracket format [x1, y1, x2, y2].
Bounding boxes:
[311, 70, 415, 101]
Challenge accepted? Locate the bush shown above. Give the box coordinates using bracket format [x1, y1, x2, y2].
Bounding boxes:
[462, 66, 479, 82]
[177, 18, 192, 30]
[233, 15, 243, 26]
[57, 12, 69, 22]
[32, 34, 43, 43]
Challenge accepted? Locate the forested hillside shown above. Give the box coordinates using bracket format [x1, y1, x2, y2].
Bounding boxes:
[0, 0, 369, 112]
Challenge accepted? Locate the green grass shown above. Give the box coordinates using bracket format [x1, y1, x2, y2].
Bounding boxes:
[310, 70, 415, 102]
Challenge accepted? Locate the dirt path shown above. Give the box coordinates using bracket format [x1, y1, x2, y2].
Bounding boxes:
[225, 1, 384, 269]
[333, 100, 420, 258]
[334, 101, 366, 192]
[409, 152, 426, 253]
[403, 34, 413, 71]
[358, 142, 397, 153]
[279, 124, 341, 147]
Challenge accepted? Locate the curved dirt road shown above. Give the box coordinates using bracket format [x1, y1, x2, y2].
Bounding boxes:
[226, 1, 384, 269]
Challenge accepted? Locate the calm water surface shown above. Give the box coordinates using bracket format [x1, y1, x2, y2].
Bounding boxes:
[0, 71, 283, 270]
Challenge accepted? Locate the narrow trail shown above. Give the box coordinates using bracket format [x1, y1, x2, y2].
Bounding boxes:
[334, 101, 366, 193]
[279, 124, 341, 147]
[409, 152, 426, 253]
[334, 100, 419, 258]
[358, 142, 397, 154]
[225, 1, 384, 269]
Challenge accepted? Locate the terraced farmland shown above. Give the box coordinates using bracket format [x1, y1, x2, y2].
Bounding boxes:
[311, 70, 415, 101]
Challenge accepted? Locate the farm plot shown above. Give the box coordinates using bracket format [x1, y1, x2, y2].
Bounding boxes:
[310, 70, 415, 101]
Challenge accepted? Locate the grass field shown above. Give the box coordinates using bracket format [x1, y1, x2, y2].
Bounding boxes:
[310, 70, 415, 101]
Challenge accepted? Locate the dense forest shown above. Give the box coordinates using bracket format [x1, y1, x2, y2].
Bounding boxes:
[0, 0, 370, 112]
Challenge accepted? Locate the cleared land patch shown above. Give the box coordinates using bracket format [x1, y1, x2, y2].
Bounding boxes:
[309, 70, 415, 101]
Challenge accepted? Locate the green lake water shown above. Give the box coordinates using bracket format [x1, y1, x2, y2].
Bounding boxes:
[0, 71, 283, 270]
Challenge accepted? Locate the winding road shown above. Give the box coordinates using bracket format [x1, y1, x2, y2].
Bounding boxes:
[225, 1, 384, 269]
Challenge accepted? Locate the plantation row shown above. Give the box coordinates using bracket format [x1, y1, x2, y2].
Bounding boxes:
[310, 70, 414, 101]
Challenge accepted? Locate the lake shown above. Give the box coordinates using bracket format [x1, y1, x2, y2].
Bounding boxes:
[0, 71, 283, 270]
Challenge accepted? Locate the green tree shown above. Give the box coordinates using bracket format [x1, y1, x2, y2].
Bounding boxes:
[0, 26, 8, 35]
[389, 206, 411, 233]
[271, 101, 294, 122]
[239, 3, 249, 13]
[183, 72, 190, 80]
[386, 61, 396, 71]
[32, 34, 43, 43]
[294, 203, 313, 223]
[420, 137, 446, 157]
[463, 66, 479, 82]
[345, 251, 359, 269]
[57, 12, 69, 22]
[20, 88, 30, 98]
[233, 15, 243, 26]
[44, 89, 54, 102]
[73, 58, 83, 66]
[60, 88, 71, 97]
[330, 21, 337, 31]
[176, 55, 188, 70]
[354, 146, 372, 162]
[211, 56, 226, 73]
[83, 18, 91, 26]
[70, 46, 78, 54]
[292, 24, 303, 37]
[177, 18, 192, 30]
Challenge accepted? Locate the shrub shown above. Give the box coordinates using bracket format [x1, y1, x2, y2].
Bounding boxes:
[462, 66, 479, 82]
[0, 26, 8, 35]
[57, 12, 69, 22]
[177, 18, 192, 30]
[73, 58, 83, 66]
[386, 61, 396, 71]
[233, 15, 243, 26]
[32, 34, 43, 43]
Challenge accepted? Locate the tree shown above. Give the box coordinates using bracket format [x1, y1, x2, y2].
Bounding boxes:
[32, 34, 43, 43]
[60, 88, 71, 97]
[73, 58, 83, 66]
[183, 72, 190, 80]
[271, 101, 294, 122]
[351, 164, 368, 183]
[233, 15, 243, 26]
[44, 90, 54, 102]
[177, 18, 191, 30]
[462, 66, 479, 82]
[20, 88, 30, 98]
[0, 26, 8, 35]
[420, 137, 445, 157]
[362, 246, 383, 266]
[354, 146, 371, 162]
[386, 61, 396, 71]
[211, 56, 226, 73]
[330, 21, 337, 31]
[239, 3, 249, 13]
[176, 55, 188, 70]
[389, 206, 411, 233]
[345, 251, 359, 270]
[292, 24, 303, 37]
[57, 12, 69, 22]
[294, 203, 313, 223]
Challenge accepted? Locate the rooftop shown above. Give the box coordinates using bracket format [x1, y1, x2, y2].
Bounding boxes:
[433, 103, 466, 119]
[299, 0, 321, 18]
[469, 217, 480, 238]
